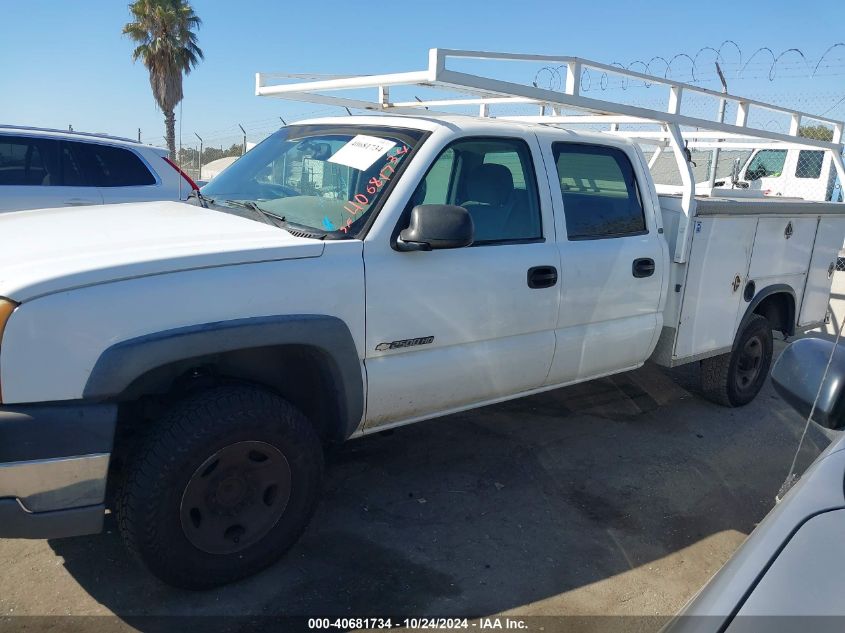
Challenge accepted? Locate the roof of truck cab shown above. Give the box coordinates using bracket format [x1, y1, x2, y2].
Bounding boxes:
[291, 114, 635, 146]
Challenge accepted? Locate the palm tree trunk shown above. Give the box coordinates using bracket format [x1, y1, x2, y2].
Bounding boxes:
[164, 109, 177, 159]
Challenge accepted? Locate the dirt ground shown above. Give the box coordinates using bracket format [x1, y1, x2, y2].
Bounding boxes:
[0, 343, 831, 631]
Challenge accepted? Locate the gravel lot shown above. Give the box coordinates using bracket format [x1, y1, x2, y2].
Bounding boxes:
[0, 342, 831, 630]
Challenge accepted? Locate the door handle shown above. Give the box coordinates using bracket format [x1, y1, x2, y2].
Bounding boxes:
[64, 198, 97, 206]
[632, 258, 655, 278]
[527, 265, 558, 289]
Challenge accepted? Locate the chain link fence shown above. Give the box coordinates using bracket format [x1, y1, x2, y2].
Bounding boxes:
[160, 107, 342, 181]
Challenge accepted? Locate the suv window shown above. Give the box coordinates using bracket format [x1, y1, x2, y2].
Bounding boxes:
[0, 135, 59, 186]
[60, 143, 86, 186]
[796, 150, 824, 179]
[70, 142, 156, 187]
[411, 138, 542, 244]
[553, 143, 646, 240]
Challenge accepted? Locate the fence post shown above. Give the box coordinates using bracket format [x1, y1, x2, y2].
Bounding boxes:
[238, 124, 247, 155]
[194, 133, 203, 180]
[707, 62, 728, 189]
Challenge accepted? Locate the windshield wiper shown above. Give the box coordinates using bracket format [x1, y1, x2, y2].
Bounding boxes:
[188, 189, 214, 208]
[222, 199, 283, 220]
[221, 199, 329, 239]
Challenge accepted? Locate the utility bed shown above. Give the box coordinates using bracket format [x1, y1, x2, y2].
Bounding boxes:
[656, 195, 845, 366]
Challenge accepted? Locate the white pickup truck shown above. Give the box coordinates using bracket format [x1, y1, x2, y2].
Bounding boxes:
[2, 50, 845, 589]
[676, 146, 842, 201]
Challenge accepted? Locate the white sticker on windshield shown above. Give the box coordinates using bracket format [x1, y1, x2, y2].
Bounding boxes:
[328, 135, 396, 171]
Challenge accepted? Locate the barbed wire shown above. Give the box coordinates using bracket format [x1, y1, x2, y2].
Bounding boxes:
[820, 95, 845, 117]
[532, 41, 845, 93]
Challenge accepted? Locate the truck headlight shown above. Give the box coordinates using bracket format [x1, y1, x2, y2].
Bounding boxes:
[0, 298, 19, 403]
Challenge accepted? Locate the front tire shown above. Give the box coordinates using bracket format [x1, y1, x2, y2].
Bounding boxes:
[116, 385, 323, 589]
[700, 314, 773, 407]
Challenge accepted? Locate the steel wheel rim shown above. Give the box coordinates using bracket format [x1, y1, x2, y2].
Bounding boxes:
[180, 440, 291, 555]
[735, 336, 764, 392]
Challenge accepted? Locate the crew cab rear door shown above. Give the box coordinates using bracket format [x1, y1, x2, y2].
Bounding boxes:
[363, 132, 560, 429]
[539, 135, 666, 383]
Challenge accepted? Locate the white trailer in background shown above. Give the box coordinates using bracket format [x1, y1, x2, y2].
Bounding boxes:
[724, 146, 840, 201]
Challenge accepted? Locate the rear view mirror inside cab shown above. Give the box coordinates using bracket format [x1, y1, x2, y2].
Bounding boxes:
[771, 338, 845, 431]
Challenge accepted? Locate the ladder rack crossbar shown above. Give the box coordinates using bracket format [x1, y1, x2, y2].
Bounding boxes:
[256, 47, 845, 151]
[434, 48, 840, 123]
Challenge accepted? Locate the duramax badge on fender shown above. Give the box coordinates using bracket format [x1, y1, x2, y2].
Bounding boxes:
[375, 336, 435, 351]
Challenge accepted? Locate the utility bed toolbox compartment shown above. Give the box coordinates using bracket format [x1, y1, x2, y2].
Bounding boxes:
[675, 216, 758, 359]
[659, 194, 845, 365]
[800, 218, 845, 326]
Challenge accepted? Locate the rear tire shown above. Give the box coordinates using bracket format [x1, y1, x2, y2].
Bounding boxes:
[701, 314, 773, 407]
[116, 384, 323, 589]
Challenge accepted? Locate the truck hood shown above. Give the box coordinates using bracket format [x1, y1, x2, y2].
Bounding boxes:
[0, 201, 324, 301]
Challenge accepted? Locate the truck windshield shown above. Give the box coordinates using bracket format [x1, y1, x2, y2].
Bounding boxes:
[745, 149, 787, 180]
[201, 124, 426, 237]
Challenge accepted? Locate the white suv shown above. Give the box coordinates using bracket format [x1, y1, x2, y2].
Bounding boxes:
[0, 125, 196, 212]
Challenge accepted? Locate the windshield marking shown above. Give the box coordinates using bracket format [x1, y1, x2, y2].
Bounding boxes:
[339, 145, 410, 233]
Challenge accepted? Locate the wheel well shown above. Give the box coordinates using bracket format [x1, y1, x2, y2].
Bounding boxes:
[751, 291, 795, 336]
[114, 344, 348, 443]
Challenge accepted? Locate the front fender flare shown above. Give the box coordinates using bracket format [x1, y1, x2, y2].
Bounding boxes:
[83, 314, 363, 440]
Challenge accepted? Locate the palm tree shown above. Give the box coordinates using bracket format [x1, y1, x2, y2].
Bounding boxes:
[123, 0, 203, 158]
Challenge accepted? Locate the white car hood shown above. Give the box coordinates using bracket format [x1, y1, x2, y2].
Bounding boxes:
[0, 201, 324, 301]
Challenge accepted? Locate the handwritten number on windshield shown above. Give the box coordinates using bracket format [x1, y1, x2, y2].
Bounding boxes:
[339, 145, 410, 233]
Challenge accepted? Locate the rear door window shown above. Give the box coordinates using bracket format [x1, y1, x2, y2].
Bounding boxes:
[0, 135, 59, 186]
[70, 142, 156, 187]
[553, 143, 646, 240]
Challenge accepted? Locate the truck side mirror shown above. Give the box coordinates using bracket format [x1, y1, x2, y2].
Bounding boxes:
[771, 338, 845, 431]
[731, 157, 749, 189]
[396, 204, 474, 252]
[731, 158, 741, 186]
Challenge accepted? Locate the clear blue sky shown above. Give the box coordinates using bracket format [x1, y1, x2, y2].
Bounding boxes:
[1, 0, 844, 150]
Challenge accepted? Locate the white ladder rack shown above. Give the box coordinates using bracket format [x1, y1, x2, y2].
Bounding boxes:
[256, 48, 845, 263]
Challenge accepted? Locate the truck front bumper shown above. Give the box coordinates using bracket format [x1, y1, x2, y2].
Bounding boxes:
[0, 402, 116, 539]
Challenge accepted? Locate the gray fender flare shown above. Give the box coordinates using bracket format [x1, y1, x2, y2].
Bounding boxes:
[83, 314, 364, 440]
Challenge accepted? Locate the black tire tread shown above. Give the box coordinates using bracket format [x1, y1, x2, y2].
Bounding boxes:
[700, 314, 772, 407]
[700, 351, 733, 406]
[115, 384, 322, 588]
